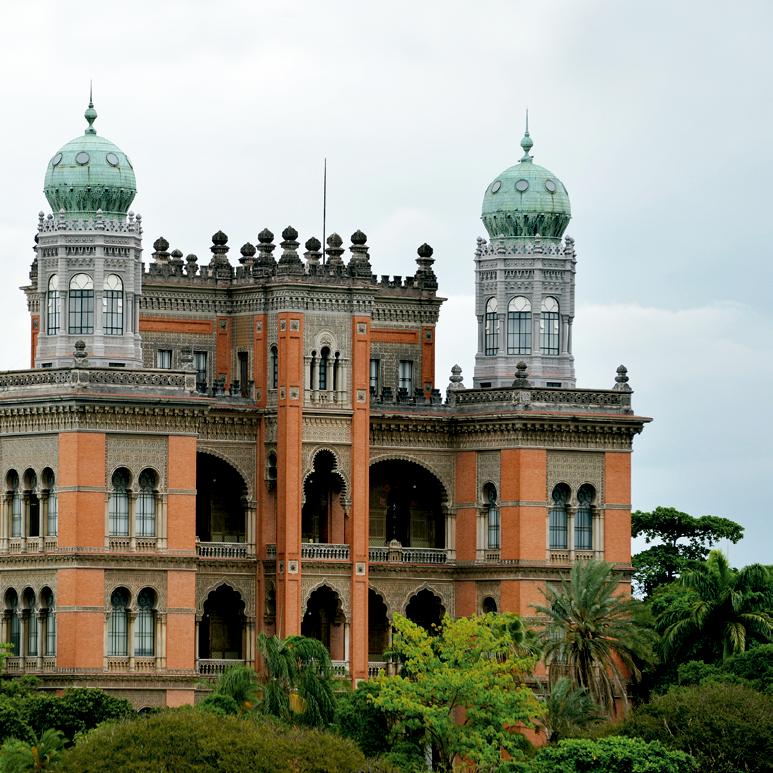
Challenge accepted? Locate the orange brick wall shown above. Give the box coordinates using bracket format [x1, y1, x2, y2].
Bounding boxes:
[166, 569, 196, 670]
[500, 449, 547, 562]
[454, 451, 477, 561]
[56, 567, 105, 669]
[167, 435, 197, 551]
[605, 452, 632, 564]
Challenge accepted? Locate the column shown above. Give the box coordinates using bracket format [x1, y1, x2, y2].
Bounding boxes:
[36, 612, 45, 670]
[246, 504, 256, 556]
[128, 492, 136, 551]
[0, 496, 8, 552]
[194, 618, 200, 665]
[444, 507, 456, 560]
[21, 493, 29, 550]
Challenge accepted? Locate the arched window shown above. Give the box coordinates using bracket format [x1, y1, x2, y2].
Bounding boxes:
[108, 468, 131, 536]
[575, 484, 595, 551]
[309, 350, 317, 389]
[42, 468, 57, 536]
[333, 352, 340, 392]
[549, 483, 570, 549]
[7, 471, 21, 539]
[24, 469, 39, 538]
[135, 588, 156, 657]
[540, 296, 560, 355]
[47, 275, 61, 335]
[319, 347, 330, 391]
[482, 596, 498, 614]
[5, 590, 20, 656]
[41, 588, 55, 656]
[108, 588, 130, 656]
[23, 589, 37, 657]
[484, 483, 500, 550]
[270, 346, 278, 389]
[507, 296, 532, 355]
[103, 274, 123, 335]
[68, 274, 94, 335]
[136, 469, 157, 537]
[484, 297, 499, 355]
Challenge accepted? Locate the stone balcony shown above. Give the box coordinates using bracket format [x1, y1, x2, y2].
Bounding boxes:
[197, 541, 250, 559]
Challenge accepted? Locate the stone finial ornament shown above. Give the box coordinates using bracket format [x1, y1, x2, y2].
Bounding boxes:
[325, 233, 345, 267]
[210, 231, 233, 279]
[276, 226, 303, 275]
[447, 364, 465, 391]
[348, 229, 372, 278]
[614, 364, 632, 392]
[152, 236, 170, 263]
[185, 253, 198, 277]
[512, 361, 530, 388]
[253, 228, 276, 277]
[304, 237, 322, 268]
[239, 242, 256, 272]
[73, 339, 89, 367]
[563, 235, 576, 257]
[414, 242, 438, 290]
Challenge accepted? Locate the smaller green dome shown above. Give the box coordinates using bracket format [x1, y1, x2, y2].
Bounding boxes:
[481, 124, 570, 240]
[43, 95, 136, 218]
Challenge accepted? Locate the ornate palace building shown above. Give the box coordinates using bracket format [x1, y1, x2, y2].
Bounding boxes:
[0, 98, 648, 708]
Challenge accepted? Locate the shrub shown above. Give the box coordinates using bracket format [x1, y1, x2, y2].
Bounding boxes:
[524, 736, 695, 772]
[58, 708, 368, 773]
[0, 701, 33, 746]
[621, 682, 773, 773]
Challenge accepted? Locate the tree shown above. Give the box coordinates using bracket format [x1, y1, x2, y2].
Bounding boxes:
[0, 729, 64, 772]
[204, 664, 260, 715]
[371, 612, 542, 772]
[532, 560, 655, 715]
[538, 677, 602, 743]
[632, 506, 744, 596]
[257, 634, 336, 727]
[657, 550, 772, 662]
[57, 709, 368, 773]
[523, 736, 696, 773]
[619, 683, 773, 773]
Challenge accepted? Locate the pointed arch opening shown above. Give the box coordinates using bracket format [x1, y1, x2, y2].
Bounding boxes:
[196, 453, 247, 543]
[199, 585, 245, 662]
[301, 585, 344, 660]
[405, 588, 445, 634]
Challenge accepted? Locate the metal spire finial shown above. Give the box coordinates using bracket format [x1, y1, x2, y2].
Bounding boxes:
[84, 81, 97, 135]
[520, 108, 533, 162]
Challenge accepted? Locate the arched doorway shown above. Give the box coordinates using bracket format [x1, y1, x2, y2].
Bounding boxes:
[369, 460, 446, 548]
[301, 585, 344, 661]
[196, 453, 247, 543]
[302, 451, 345, 544]
[199, 585, 245, 661]
[368, 589, 390, 660]
[405, 588, 444, 634]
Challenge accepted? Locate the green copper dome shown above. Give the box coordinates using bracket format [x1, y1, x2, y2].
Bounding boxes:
[481, 123, 570, 240]
[43, 95, 136, 218]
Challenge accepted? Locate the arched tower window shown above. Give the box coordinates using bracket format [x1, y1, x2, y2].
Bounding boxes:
[270, 345, 278, 389]
[136, 469, 157, 538]
[575, 484, 595, 551]
[7, 471, 21, 539]
[103, 274, 124, 335]
[108, 468, 131, 536]
[484, 483, 500, 550]
[47, 275, 61, 335]
[507, 296, 532, 355]
[5, 589, 20, 656]
[68, 274, 94, 335]
[135, 588, 156, 657]
[108, 588, 130, 656]
[309, 350, 317, 390]
[42, 468, 57, 536]
[540, 296, 560, 355]
[23, 589, 38, 657]
[319, 347, 330, 391]
[549, 483, 570, 549]
[484, 297, 499, 355]
[333, 351, 340, 392]
[41, 588, 55, 657]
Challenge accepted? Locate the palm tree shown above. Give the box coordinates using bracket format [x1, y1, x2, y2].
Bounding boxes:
[540, 676, 603, 743]
[0, 729, 64, 771]
[257, 633, 336, 727]
[658, 550, 773, 661]
[532, 559, 654, 715]
[212, 664, 260, 714]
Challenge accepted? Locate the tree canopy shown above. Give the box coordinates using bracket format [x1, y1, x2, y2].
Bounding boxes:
[632, 506, 744, 596]
[372, 612, 542, 772]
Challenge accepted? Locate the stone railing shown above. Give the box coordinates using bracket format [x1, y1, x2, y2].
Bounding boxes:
[549, 550, 570, 563]
[575, 550, 595, 561]
[135, 538, 158, 553]
[4, 657, 22, 673]
[484, 549, 501, 561]
[37, 214, 142, 234]
[108, 536, 131, 551]
[477, 239, 571, 258]
[331, 660, 349, 677]
[368, 661, 387, 678]
[197, 658, 246, 676]
[106, 656, 131, 672]
[134, 657, 157, 672]
[301, 543, 350, 561]
[265, 544, 277, 558]
[449, 385, 632, 414]
[368, 546, 449, 565]
[44, 536, 58, 551]
[197, 541, 249, 559]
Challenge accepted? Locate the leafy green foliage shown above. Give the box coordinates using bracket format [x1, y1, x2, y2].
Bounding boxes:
[334, 681, 391, 758]
[675, 644, 773, 693]
[657, 550, 773, 661]
[619, 682, 773, 773]
[257, 634, 336, 727]
[0, 729, 64, 772]
[523, 736, 696, 772]
[533, 560, 655, 715]
[207, 665, 260, 714]
[372, 612, 542, 772]
[632, 507, 743, 596]
[197, 692, 240, 717]
[57, 709, 367, 773]
[538, 677, 603, 743]
[0, 704, 33, 747]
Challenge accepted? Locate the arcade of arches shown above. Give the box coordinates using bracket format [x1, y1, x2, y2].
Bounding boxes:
[302, 451, 346, 545]
[195, 453, 248, 544]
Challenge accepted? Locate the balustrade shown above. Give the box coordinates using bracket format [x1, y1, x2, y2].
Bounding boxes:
[197, 658, 246, 676]
[197, 542, 249, 559]
[301, 543, 349, 561]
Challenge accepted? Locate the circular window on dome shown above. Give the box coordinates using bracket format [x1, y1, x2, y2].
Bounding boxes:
[491, 180, 502, 194]
[51, 153, 63, 167]
[75, 151, 90, 165]
[545, 179, 557, 193]
[106, 152, 119, 167]
[515, 179, 529, 192]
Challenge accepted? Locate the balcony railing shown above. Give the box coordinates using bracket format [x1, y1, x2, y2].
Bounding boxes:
[331, 660, 349, 677]
[301, 543, 350, 561]
[265, 544, 276, 558]
[368, 546, 449, 565]
[484, 549, 501, 561]
[106, 656, 130, 672]
[368, 661, 386, 678]
[198, 658, 246, 676]
[549, 550, 570, 562]
[197, 542, 249, 559]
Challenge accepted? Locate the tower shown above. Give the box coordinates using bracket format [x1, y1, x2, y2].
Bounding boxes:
[32, 92, 143, 369]
[473, 119, 576, 388]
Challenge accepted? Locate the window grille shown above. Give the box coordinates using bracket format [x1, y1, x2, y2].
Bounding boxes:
[108, 589, 129, 656]
[68, 274, 94, 335]
[136, 471, 156, 537]
[540, 297, 560, 355]
[485, 485, 500, 550]
[194, 351, 208, 389]
[9, 613, 20, 656]
[319, 347, 329, 390]
[575, 484, 595, 550]
[46, 608, 56, 656]
[549, 483, 569, 549]
[398, 360, 413, 393]
[156, 350, 172, 369]
[47, 275, 60, 335]
[109, 469, 130, 536]
[134, 589, 155, 657]
[47, 492, 58, 536]
[102, 274, 123, 335]
[270, 346, 278, 389]
[507, 296, 532, 355]
[484, 297, 499, 355]
[11, 491, 21, 538]
[27, 611, 38, 656]
[369, 359, 380, 393]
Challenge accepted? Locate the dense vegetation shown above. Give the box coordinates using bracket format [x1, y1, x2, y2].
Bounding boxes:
[0, 508, 769, 772]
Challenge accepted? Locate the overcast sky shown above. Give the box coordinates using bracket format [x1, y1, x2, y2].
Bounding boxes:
[0, 1, 770, 566]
